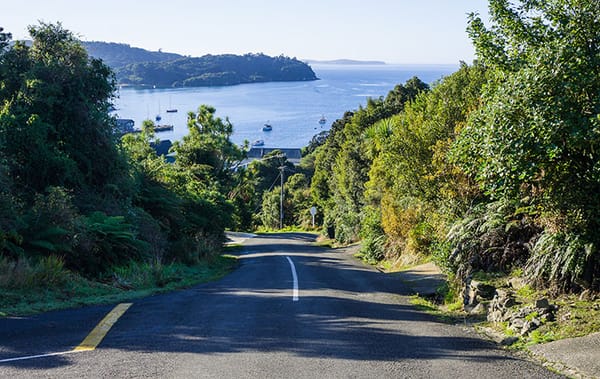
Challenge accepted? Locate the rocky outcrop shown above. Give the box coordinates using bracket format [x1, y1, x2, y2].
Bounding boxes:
[487, 290, 558, 336]
[463, 280, 558, 337]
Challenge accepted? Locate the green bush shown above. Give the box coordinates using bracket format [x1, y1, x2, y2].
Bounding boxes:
[526, 232, 597, 292]
[446, 200, 539, 284]
[71, 211, 149, 276]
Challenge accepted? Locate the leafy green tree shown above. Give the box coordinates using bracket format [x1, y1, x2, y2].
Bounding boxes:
[245, 150, 295, 229]
[173, 105, 245, 190]
[365, 63, 487, 262]
[385, 76, 429, 113]
[0, 22, 128, 200]
[455, 0, 600, 291]
[0, 27, 10, 51]
[311, 77, 429, 243]
[286, 173, 313, 227]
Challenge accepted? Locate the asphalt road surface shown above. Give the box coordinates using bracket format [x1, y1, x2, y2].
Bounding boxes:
[0, 233, 563, 378]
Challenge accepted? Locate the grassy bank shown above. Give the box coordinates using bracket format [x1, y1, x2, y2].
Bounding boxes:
[0, 255, 238, 317]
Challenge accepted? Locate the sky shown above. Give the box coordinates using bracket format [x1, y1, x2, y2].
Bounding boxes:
[4, 0, 490, 64]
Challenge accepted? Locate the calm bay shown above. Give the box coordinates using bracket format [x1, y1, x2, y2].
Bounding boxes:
[114, 64, 458, 148]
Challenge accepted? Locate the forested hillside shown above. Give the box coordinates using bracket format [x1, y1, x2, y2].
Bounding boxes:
[116, 53, 318, 87]
[83, 41, 183, 68]
[272, 0, 600, 295]
[82, 41, 317, 87]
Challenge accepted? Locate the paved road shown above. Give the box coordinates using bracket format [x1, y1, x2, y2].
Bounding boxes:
[0, 233, 563, 378]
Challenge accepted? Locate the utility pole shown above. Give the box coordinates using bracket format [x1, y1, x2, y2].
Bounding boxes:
[279, 166, 285, 229]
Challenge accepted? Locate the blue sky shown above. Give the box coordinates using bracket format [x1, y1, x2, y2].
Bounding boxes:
[4, 0, 490, 64]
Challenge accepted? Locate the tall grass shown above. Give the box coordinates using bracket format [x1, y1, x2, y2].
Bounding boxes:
[0, 255, 69, 289]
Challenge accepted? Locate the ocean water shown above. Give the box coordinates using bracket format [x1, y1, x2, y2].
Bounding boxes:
[113, 64, 458, 148]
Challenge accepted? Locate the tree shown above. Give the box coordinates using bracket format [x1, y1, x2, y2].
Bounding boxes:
[455, 0, 600, 291]
[311, 77, 430, 243]
[0, 27, 10, 51]
[364, 63, 487, 262]
[172, 105, 245, 191]
[0, 22, 127, 200]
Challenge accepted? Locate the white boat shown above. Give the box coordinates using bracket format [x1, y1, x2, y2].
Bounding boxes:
[252, 139, 265, 146]
[262, 122, 272, 131]
[319, 115, 327, 125]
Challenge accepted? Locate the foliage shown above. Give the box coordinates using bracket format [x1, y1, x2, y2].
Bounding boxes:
[70, 211, 149, 276]
[0, 255, 70, 289]
[0, 27, 11, 50]
[172, 104, 245, 191]
[361, 63, 487, 266]
[0, 22, 132, 212]
[246, 150, 294, 229]
[83, 41, 183, 70]
[310, 77, 430, 244]
[116, 53, 317, 87]
[302, 130, 329, 156]
[454, 0, 600, 291]
[525, 231, 597, 292]
[446, 199, 539, 283]
[0, 255, 238, 316]
[0, 23, 241, 289]
[359, 206, 386, 263]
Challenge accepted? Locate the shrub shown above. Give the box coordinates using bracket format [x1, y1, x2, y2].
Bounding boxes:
[526, 232, 597, 292]
[0, 255, 69, 289]
[447, 200, 539, 284]
[71, 211, 149, 277]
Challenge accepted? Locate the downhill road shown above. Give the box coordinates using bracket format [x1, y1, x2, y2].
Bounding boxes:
[0, 233, 562, 378]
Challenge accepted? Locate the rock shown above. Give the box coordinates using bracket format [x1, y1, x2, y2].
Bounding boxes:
[508, 277, 525, 290]
[487, 288, 518, 323]
[560, 311, 571, 322]
[495, 289, 517, 308]
[510, 318, 525, 331]
[487, 310, 503, 323]
[500, 336, 519, 346]
[502, 309, 516, 322]
[469, 302, 488, 315]
[512, 306, 534, 320]
[472, 281, 496, 301]
[520, 318, 541, 335]
[535, 298, 550, 310]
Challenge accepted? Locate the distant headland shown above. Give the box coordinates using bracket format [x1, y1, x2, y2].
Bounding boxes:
[82, 41, 317, 88]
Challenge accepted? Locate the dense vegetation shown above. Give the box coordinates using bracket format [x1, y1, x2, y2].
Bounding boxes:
[0, 23, 251, 296]
[117, 54, 317, 87]
[2, 0, 598, 311]
[83, 41, 317, 87]
[282, 0, 599, 294]
[83, 41, 184, 69]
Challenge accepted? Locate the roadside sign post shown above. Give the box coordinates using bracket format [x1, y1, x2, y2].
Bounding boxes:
[310, 206, 317, 228]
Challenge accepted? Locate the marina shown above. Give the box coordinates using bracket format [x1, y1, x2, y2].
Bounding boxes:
[114, 64, 457, 148]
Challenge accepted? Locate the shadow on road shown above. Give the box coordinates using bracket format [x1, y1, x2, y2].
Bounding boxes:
[0, 233, 536, 373]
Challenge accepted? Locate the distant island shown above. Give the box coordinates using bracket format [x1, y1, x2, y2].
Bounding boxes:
[304, 59, 386, 65]
[82, 41, 318, 87]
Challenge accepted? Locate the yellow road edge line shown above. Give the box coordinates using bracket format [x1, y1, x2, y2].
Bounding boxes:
[74, 303, 132, 351]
